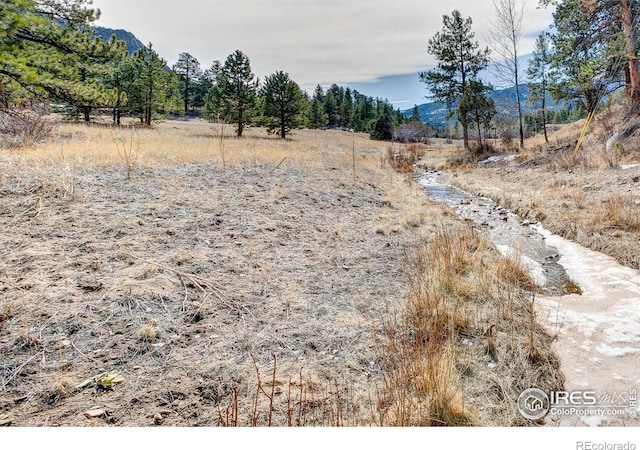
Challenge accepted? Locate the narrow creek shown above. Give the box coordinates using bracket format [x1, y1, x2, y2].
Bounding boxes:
[418, 171, 640, 427]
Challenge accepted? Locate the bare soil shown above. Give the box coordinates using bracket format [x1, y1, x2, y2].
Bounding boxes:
[0, 124, 443, 426]
[0, 121, 567, 427]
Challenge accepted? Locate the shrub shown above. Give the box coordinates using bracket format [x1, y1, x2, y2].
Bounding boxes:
[0, 107, 54, 148]
[387, 143, 427, 173]
[393, 122, 434, 143]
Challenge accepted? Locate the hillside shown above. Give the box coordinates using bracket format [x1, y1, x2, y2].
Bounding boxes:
[406, 84, 562, 126]
[93, 26, 145, 54]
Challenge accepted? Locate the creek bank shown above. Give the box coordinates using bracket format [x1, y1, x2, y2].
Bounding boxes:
[417, 170, 640, 427]
[417, 171, 575, 296]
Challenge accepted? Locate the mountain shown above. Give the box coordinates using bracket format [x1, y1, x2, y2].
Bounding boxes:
[405, 84, 563, 126]
[93, 26, 145, 54]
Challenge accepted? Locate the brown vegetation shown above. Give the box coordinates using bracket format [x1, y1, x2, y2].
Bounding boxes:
[0, 119, 563, 426]
[429, 106, 640, 271]
[375, 225, 563, 426]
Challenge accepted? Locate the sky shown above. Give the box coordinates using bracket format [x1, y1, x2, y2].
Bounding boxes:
[91, 0, 555, 108]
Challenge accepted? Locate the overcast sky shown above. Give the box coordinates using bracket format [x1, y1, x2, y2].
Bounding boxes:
[92, 0, 554, 105]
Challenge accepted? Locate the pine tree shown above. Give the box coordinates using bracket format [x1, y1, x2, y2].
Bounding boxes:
[204, 50, 257, 137]
[261, 71, 307, 138]
[419, 10, 491, 150]
[306, 85, 328, 129]
[0, 0, 121, 112]
[173, 52, 202, 114]
[458, 80, 496, 148]
[124, 44, 180, 126]
[370, 106, 394, 141]
[324, 85, 341, 126]
[549, 0, 624, 115]
[527, 32, 552, 143]
[540, 0, 640, 114]
[409, 105, 422, 122]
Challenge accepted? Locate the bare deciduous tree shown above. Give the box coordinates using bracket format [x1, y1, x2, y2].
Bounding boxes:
[489, 0, 525, 149]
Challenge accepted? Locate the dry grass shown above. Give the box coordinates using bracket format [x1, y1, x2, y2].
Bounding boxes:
[387, 143, 427, 173]
[0, 119, 564, 426]
[374, 225, 564, 426]
[0, 119, 435, 426]
[22, 120, 385, 175]
[425, 106, 640, 271]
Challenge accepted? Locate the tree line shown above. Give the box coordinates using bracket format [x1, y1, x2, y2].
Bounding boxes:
[0, 0, 404, 140]
[421, 0, 640, 151]
[5, 0, 638, 146]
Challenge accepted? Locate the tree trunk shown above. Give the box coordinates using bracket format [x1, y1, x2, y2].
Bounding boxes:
[146, 75, 154, 126]
[280, 109, 286, 139]
[541, 89, 549, 144]
[462, 124, 469, 149]
[513, 30, 524, 150]
[83, 106, 90, 122]
[237, 107, 243, 137]
[515, 81, 524, 149]
[184, 66, 190, 114]
[621, 0, 640, 113]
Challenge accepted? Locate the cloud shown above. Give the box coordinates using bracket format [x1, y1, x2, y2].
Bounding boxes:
[93, 0, 554, 92]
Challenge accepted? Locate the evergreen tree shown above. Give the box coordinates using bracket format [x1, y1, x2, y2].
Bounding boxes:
[72, 34, 127, 122]
[419, 10, 491, 150]
[324, 85, 340, 126]
[260, 71, 307, 138]
[204, 50, 257, 137]
[370, 110, 394, 141]
[458, 79, 496, 148]
[527, 32, 553, 143]
[0, 0, 122, 114]
[306, 85, 328, 128]
[342, 87, 354, 128]
[102, 51, 130, 125]
[193, 60, 220, 110]
[540, 0, 640, 114]
[125, 44, 180, 126]
[173, 52, 202, 113]
[353, 91, 376, 131]
[549, 0, 623, 115]
[409, 105, 422, 122]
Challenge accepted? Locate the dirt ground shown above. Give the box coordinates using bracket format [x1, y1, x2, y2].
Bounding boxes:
[0, 119, 590, 427]
[0, 123, 452, 426]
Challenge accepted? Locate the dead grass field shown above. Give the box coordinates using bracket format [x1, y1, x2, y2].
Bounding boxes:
[0, 119, 562, 426]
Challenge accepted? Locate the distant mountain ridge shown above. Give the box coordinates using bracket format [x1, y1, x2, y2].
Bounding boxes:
[92, 26, 145, 54]
[404, 84, 562, 126]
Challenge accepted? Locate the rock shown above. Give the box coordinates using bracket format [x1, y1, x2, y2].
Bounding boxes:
[84, 408, 106, 419]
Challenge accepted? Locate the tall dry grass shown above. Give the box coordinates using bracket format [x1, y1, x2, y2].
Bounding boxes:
[12, 121, 387, 175]
[374, 225, 564, 426]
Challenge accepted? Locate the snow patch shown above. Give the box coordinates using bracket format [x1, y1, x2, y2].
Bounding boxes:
[479, 154, 517, 165]
[620, 163, 640, 170]
[597, 343, 640, 357]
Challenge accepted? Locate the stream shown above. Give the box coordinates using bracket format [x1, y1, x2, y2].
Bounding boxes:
[417, 171, 640, 427]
